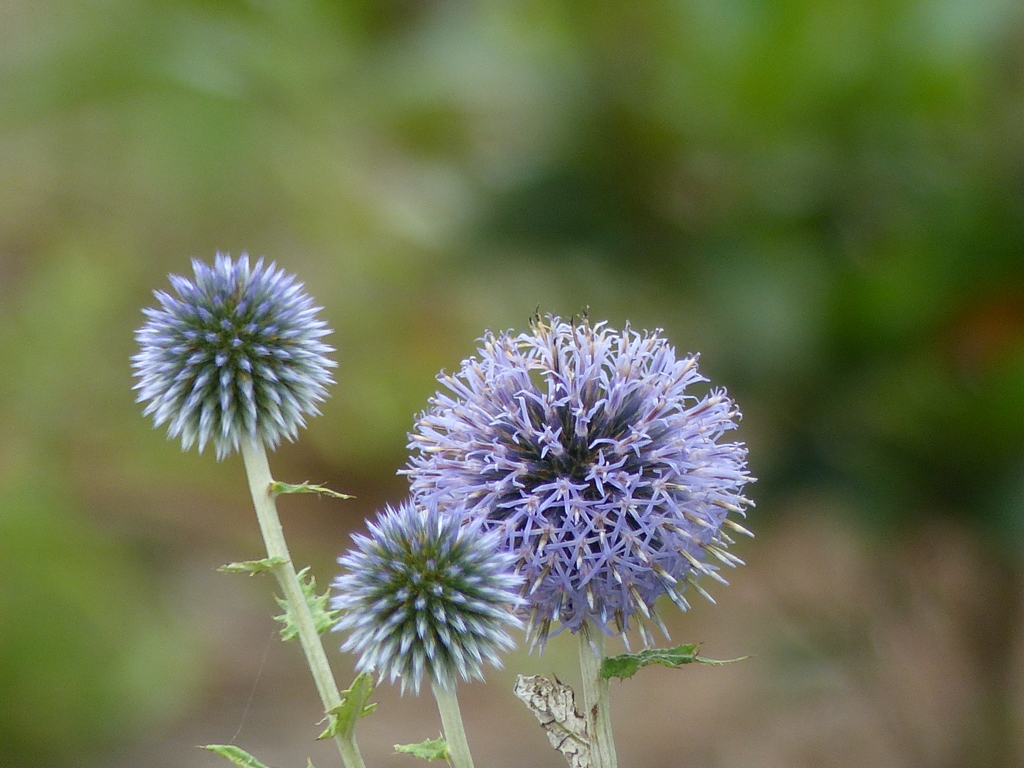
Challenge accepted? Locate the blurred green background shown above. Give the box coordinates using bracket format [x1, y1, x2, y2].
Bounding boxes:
[2, 0, 1024, 766]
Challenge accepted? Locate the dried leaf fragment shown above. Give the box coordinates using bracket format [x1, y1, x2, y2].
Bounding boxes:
[513, 674, 591, 768]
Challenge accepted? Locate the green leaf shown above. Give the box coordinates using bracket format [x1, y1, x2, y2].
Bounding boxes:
[601, 643, 748, 680]
[394, 737, 450, 761]
[270, 481, 353, 500]
[274, 567, 340, 640]
[202, 744, 276, 768]
[218, 557, 287, 576]
[319, 672, 377, 740]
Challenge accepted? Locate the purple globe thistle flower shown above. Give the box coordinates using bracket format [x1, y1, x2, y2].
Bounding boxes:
[332, 499, 524, 694]
[405, 315, 754, 649]
[132, 253, 336, 460]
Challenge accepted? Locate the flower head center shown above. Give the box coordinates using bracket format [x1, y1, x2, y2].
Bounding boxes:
[496, 389, 652, 509]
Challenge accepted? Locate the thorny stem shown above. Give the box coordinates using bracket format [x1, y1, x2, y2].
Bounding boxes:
[432, 681, 475, 768]
[240, 438, 366, 768]
[578, 622, 618, 768]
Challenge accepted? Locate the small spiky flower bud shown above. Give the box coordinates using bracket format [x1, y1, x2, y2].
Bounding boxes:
[406, 315, 754, 650]
[331, 499, 524, 694]
[132, 253, 336, 459]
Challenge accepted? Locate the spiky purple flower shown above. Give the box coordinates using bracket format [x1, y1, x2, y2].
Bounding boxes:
[133, 253, 336, 459]
[332, 499, 524, 694]
[406, 315, 753, 649]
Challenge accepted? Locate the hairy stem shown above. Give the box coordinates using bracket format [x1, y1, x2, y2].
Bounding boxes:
[578, 622, 617, 768]
[240, 438, 366, 768]
[431, 682, 475, 768]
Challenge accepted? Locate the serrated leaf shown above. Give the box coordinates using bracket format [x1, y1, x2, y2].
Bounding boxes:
[601, 643, 748, 680]
[270, 481, 354, 500]
[513, 675, 590, 768]
[202, 744, 275, 768]
[320, 672, 377, 740]
[218, 557, 287, 576]
[394, 736, 449, 761]
[274, 567, 340, 640]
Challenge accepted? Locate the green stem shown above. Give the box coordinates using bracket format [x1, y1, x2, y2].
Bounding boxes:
[240, 438, 366, 768]
[431, 682, 475, 768]
[578, 622, 617, 768]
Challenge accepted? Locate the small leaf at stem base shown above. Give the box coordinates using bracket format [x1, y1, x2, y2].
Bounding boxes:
[270, 481, 353, 500]
[320, 672, 377, 740]
[218, 557, 287, 576]
[202, 744, 275, 768]
[600, 643, 749, 680]
[394, 736, 450, 761]
[275, 567, 340, 640]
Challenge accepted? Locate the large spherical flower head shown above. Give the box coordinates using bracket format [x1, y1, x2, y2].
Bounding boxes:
[406, 315, 754, 649]
[331, 499, 524, 694]
[132, 253, 336, 459]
